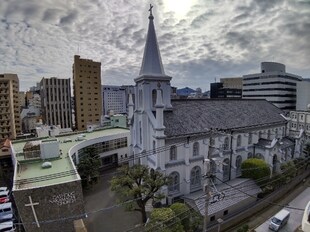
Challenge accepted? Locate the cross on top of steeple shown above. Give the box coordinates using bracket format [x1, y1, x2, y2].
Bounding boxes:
[148, 4, 154, 19]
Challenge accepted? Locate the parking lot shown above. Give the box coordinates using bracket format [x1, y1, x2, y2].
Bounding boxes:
[255, 187, 310, 232]
[83, 169, 141, 232]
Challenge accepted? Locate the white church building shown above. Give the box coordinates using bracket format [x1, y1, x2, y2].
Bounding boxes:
[128, 7, 305, 203]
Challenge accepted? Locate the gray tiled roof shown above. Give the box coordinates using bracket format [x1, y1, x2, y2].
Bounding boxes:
[164, 99, 286, 137]
[182, 178, 261, 216]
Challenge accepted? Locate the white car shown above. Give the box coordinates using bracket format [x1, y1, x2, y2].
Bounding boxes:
[0, 191, 9, 199]
[0, 220, 15, 231]
[0, 187, 8, 192]
[0, 202, 13, 222]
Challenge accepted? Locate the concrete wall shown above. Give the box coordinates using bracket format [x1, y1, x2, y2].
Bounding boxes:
[13, 180, 84, 232]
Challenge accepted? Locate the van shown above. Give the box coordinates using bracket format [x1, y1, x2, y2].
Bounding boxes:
[269, 209, 290, 231]
[0, 220, 15, 231]
[0, 203, 13, 222]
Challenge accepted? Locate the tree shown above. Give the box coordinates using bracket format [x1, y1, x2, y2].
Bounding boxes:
[170, 203, 202, 232]
[77, 147, 101, 189]
[110, 164, 169, 223]
[241, 158, 271, 182]
[280, 161, 297, 180]
[145, 208, 184, 232]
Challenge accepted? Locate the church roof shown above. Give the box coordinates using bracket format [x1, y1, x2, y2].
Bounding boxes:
[139, 6, 166, 76]
[164, 99, 286, 137]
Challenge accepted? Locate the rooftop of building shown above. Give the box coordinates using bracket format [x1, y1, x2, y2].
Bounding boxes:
[12, 127, 130, 190]
[164, 99, 286, 137]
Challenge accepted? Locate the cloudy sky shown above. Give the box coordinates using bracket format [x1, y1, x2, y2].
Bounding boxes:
[0, 0, 309, 92]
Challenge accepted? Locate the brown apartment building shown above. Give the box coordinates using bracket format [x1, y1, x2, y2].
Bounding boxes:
[73, 55, 102, 131]
[0, 74, 21, 139]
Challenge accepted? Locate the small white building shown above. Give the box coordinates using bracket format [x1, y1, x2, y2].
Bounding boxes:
[289, 109, 310, 143]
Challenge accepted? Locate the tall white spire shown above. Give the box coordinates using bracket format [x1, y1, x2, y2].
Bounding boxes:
[139, 4, 165, 76]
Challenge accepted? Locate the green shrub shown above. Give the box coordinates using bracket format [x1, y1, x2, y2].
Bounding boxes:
[241, 158, 271, 183]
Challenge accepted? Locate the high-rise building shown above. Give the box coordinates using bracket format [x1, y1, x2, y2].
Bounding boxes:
[102, 85, 126, 115]
[296, 79, 310, 111]
[73, 55, 102, 131]
[40, 77, 72, 129]
[0, 74, 21, 139]
[242, 62, 302, 110]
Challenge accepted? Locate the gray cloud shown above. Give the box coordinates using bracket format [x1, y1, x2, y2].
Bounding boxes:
[0, 0, 309, 92]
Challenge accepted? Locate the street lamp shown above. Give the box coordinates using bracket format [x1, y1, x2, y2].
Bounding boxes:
[217, 218, 224, 232]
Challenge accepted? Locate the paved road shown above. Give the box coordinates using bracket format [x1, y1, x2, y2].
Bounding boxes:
[255, 187, 310, 232]
[83, 169, 141, 232]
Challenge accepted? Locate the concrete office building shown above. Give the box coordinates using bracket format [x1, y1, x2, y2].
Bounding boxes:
[73, 55, 102, 131]
[102, 85, 127, 115]
[220, 77, 243, 89]
[40, 77, 72, 129]
[296, 79, 310, 111]
[243, 62, 302, 110]
[0, 74, 21, 139]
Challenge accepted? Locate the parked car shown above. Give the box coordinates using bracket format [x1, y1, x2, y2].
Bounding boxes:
[0, 202, 13, 222]
[0, 220, 15, 231]
[0, 191, 9, 200]
[0, 187, 8, 192]
[0, 197, 9, 204]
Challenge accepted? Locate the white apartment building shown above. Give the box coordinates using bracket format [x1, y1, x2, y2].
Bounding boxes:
[296, 79, 310, 111]
[243, 62, 302, 110]
[40, 77, 72, 129]
[102, 85, 126, 115]
[289, 110, 310, 142]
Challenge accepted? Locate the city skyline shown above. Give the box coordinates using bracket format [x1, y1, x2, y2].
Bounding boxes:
[0, 0, 309, 92]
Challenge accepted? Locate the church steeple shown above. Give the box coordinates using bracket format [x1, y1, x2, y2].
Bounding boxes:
[139, 4, 166, 76]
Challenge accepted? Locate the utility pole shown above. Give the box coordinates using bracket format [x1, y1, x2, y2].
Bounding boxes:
[203, 159, 211, 232]
[203, 132, 213, 232]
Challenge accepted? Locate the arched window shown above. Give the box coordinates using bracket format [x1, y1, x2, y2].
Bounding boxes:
[224, 137, 229, 150]
[248, 133, 252, 144]
[275, 128, 278, 138]
[139, 89, 143, 107]
[272, 155, 277, 174]
[223, 158, 230, 182]
[236, 155, 242, 177]
[237, 135, 242, 147]
[267, 130, 271, 140]
[152, 89, 157, 108]
[168, 172, 180, 193]
[259, 131, 262, 139]
[170, 145, 177, 161]
[193, 142, 199, 156]
[190, 166, 202, 191]
[153, 140, 156, 154]
[247, 152, 253, 159]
